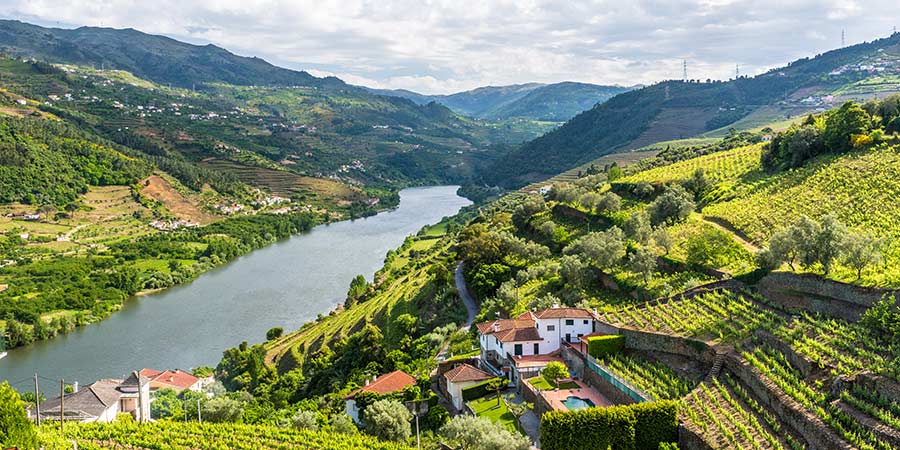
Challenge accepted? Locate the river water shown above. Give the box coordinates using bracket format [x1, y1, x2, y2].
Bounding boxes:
[0, 186, 470, 392]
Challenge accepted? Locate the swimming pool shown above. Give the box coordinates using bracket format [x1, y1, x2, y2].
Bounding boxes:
[562, 396, 596, 410]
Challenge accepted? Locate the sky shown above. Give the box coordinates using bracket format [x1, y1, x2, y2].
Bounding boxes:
[4, 0, 898, 94]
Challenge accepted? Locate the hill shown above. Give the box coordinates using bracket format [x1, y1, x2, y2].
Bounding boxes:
[370, 82, 633, 121]
[486, 32, 900, 187]
[0, 20, 342, 89]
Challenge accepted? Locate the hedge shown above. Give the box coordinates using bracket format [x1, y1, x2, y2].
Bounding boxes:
[540, 400, 679, 450]
[587, 335, 625, 359]
[461, 377, 505, 402]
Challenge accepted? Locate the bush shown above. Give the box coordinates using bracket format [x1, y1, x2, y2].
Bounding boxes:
[587, 335, 625, 359]
[461, 377, 505, 402]
[440, 415, 531, 450]
[540, 400, 679, 450]
[363, 399, 411, 442]
[0, 382, 38, 450]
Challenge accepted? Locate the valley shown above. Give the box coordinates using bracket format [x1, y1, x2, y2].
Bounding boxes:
[3, 14, 900, 450]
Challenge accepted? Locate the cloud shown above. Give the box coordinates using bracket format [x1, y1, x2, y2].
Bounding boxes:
[5, 0, 897, 94]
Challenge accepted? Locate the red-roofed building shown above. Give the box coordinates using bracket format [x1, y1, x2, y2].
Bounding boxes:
[477, 307, 597, 371]
[139, 368, 202, 393]
[344, 370, 417, 424]
[442, 363, 494, 410]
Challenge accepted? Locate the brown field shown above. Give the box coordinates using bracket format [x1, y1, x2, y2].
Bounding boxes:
[200, 158, 362, 202]
[140, 175, 220, 224]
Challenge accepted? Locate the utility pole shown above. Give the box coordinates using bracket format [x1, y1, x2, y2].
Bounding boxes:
[134, 371, 144, 424]
[59, 379, 65, 433]
[33, 373, 41, 426]
[197, 399, 202, 423]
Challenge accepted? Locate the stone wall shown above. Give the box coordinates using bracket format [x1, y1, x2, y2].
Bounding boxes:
[758, 272, 897, 321]
[520, 380, 555, 419]
[723, 352, 852, 450]
[678, 424, 716, 450]
[853, 372, 900, 404]
[617, 327, 718, 367]
[754, 330, 816, 378]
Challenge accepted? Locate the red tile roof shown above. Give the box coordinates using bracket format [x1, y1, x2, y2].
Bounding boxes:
[345, 370, 416, 399]
[444, 364, 493, 383]
[511, 352, 565, 368]
[142, 368, 199, 390]
[518, 307, 595, 320]
[475, 319, 535, 335]
[494, 327, 542, 343]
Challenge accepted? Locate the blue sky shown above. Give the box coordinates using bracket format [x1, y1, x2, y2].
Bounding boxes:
[4, 0, 898, 94]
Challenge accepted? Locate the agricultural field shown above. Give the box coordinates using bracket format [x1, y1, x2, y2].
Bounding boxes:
[600, 353, 695, 401]
[597, 290, 782, 344]
[614, 144, 763, 186]
[37, 421, 413, 450]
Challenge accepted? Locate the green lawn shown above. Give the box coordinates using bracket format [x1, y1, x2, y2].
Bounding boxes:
[527, 376, 579, 391]
[468, 396, 517, 432]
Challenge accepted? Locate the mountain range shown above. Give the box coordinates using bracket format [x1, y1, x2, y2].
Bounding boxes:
[369, 82, 634, 122]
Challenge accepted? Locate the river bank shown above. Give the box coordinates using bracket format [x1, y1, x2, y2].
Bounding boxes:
[0, 186, 470, 389]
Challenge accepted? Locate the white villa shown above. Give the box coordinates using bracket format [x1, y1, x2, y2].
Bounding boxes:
[29, 372, 151, 423]
[476, 307, 597, 379]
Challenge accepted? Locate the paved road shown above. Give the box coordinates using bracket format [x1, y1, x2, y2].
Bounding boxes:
[454, 262, 479, 329]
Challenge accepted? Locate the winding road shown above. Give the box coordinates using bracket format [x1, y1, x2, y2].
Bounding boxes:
[454, 262, 479, 329]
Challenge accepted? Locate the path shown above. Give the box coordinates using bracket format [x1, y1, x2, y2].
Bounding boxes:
[701, 215, 760, 253]
[433, 262, 479, 366]
[455, 262, 479, 329]
[508, 392, 541, 447]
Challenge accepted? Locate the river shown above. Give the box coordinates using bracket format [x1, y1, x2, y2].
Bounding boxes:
[0, 186, 470, 392]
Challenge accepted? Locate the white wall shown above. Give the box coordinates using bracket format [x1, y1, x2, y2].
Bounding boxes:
[536, 318, 594, 354]
[448, 380, 485, 410]
[346, 399, 361, 424]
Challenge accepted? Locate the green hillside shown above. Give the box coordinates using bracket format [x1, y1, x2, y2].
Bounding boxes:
[0, 20, 338, 89]
[486, 32, 900, 187]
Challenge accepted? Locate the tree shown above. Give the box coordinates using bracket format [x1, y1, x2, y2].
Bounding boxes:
[364, 399, 412, 442]
[440, 415, 531, 450]
[200, 395, 244, 423]
[486, 378, 506, 406]
[648, 186, 695, 226]
[652, 228, 673, 255]
[542, 362, 568, 389]
[150, 388, 183, 420]
[768, 227, 799, 270]
[596, 192, 622, 213]
[504, 394, 532, 434]
[816, 214, 848, 275]
[633, 181, 654, 199]
[266, 327, 284, 341]
[332, 413, 358, 434]
[559, 254, 589, 290]
[0, 382, 37, 450]
[565, 227, 625, 271]
[578, 192, 602, 212]
[292, 410, 319, 431]
[682, 168, 711, 202]
[841, 231, 884, 280]
[824, 101, 871, 153]
[624, 212, 651, 244]
[628, 247, 657, 282]
[345, 274, 369, 307]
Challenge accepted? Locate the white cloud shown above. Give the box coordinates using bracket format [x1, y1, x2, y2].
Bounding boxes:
[5, 0, 897, 94]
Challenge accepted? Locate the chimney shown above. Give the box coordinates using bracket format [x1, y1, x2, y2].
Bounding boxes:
[373, 374, 378, 382]
[552, 302, 560, 309]
[73, 381, 79, 393]
[365, 378, 370, 386]
[492, 321, 500, 333]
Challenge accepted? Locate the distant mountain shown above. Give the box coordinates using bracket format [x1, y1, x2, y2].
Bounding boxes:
[485, 33, 900, 187]
[0, 20, 344, 89]
[368, 82, 634, 121]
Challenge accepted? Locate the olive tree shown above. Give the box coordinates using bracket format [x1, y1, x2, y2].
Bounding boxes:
[648, 185, 695, 225]
[440, 415, 531, 450]
[564, 227, 625, 271]
[364, 399, 412, 442]
[842, 231, 884, 280]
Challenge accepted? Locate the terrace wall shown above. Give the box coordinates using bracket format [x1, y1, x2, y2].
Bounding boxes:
[520, 379, 555, 419]
[753, 330, 816, 378]
[853, 372, 900, 405]
[723, 352, 852, 450]
[758, 272, 897, 322]
[678, 424, 715, 450]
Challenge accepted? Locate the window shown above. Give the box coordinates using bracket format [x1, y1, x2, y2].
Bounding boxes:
[565, 333, 571, 343]
[514, 344, 523, 356]
[578, 334, 584, 339]
[565, 319, 574, 326]
[547, 325, 555, 331]
[583, 320, 589, 325]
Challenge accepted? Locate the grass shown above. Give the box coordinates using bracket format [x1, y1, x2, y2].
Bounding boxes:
[468, 395, 518, 432]
[527, 376, 579, 391]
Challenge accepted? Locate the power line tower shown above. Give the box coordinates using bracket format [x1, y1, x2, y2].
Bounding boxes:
[841, 29, 845, 47]
[736, 64, 740, 79]
[682, 60, 688, 82]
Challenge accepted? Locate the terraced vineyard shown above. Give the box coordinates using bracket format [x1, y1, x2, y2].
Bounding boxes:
[743, 346, 893, 450]
[614, 144, 763, 186]
[601, 353, 695, 400]
[598, 290, 782, 343]
[39, 421, 413, 450]
[682, 378, 790, 450]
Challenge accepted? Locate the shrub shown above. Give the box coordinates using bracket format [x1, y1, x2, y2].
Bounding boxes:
[587, 335, 625, 359]
[461, 377, 506, 402]
[440, 415, 531, 450]
[540, 400, 679, 450]
[363, 399, 411, 442]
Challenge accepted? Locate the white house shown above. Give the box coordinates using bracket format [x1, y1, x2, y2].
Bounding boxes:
[343, 370, 416, 424]
[30, 372, 150, 423]
[476, 307, 597, 371]
[442, 363, 494, 410]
